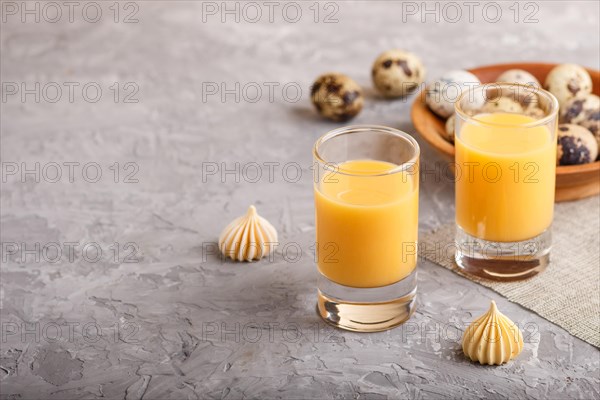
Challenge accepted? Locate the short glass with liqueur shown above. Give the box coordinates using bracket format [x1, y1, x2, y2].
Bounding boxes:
[313, 125, 420, 332]
[454, 83, 559, 281]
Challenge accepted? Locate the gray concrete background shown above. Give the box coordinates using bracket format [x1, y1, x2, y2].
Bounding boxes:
[1, 1, 599, 399]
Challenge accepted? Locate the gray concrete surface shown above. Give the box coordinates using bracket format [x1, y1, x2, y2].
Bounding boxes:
[1, 1, 599, 399]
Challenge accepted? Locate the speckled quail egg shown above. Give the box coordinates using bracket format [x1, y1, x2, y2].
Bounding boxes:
[426, 70, 481, 118]
[561, 94, 599, 124]
[556, 124, 598, 165]
[544, 64, 593, 107]
[496, 69, 540, 87]
[511, 91, 547, 119]
[582, 115, 600, 153]
[560, 94, 600, 151]
[524, 104, 546, 119]
[482, 97, 524, 114]
[444, 114, 455, 143]
[371, 50, 426, 98]
[311, 73, 363, 121]
[580, 114, 600, 153]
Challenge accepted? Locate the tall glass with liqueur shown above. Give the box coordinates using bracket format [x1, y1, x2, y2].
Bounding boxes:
[454, 83, 559, 281]
[313, 125, 420, 332]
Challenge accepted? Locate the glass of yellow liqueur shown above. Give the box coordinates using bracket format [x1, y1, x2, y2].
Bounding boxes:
[454, 83, 559, 281]
[313, 126, 420, 332]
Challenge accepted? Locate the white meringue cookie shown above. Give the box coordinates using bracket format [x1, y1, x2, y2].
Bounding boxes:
[462, 301, 524, 365]
[218, 205, 278, 262]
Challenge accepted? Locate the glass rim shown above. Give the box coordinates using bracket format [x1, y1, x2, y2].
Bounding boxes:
[454, 82, 560, 129]
[313, 124, 420, 177]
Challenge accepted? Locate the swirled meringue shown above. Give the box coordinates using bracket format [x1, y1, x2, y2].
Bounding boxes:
[218, 205, 278, 262]
[462, 301, 523, 365]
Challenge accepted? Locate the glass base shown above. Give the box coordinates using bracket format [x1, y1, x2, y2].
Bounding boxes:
[317, 269, 417, 332]
[455, 225, 550, 281]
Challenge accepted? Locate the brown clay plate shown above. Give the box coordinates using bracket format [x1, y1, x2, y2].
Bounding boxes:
[411, 62, 600, 202]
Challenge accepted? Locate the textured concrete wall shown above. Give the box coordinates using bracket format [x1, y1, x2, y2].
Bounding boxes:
[1, 1, 599, 399]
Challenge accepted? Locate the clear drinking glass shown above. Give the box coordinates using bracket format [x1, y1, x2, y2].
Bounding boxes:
[454, 83, 559, 281]
[313, 125, 420, 332]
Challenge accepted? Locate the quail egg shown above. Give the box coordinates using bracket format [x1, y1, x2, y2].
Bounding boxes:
[482, 97, 524, 114]
[496, 69, 540, 87]
[512, 91, 547, 119]
[556, 124, 598, 165]
[579, 113, 600, 154]
[372, 50, 426, 98]
[426, 70, 481, 118]
[561, 94, 600, 151]
[544, 64, 593, 107]
[311, 73, 364, 121]
[561, 94, 599, 124]
[524, 104, 546, 119]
